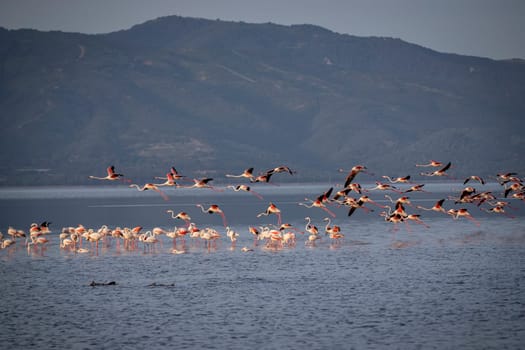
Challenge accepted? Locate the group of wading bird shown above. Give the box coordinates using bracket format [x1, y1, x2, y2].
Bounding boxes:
[1, 161, 524, 253]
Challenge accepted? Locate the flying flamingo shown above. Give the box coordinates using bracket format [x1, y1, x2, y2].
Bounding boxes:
[266, 166, 296, 175]
[298, 196, 336, 218]
[464, 175, 485, 185]
[155, 167, 187, 181]
[480, 205, 515, 218]
[257, 202, 282, 226]
[415, 160, 443, 167]
[250, 172, 275, 184]
[420, 162, 452, 177]
[166, 210, 192, 226]
[183, 178, 223, 192]
[404, 184, 427, 193]
[367, 182, 403, 193]
[416, 199, 447, 214]
[226, 185, 263, 199]
[225, 167, 255, 180]
[339, 165, 369, 188]
[154, 173, 179, 187]
[504, 182, 524, 198]
[382, 175, 412, 184]
[405, 214, 430, 228]
[345, 195, 385, 217]
[447, 208, 480, 226]
[89, 165, 129, 182]
[196, 204, 228, 227]
[129, 183, 169, 201]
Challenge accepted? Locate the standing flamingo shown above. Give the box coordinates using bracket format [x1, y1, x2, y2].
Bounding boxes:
[256, 202, 282, 226]
[129, 183, 169, 200]
[196, 204, 228, 227]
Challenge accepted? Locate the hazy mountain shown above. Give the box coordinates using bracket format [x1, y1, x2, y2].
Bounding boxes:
[1, 15, 524, 186]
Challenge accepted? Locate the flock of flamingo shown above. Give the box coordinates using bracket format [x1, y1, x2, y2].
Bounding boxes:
[1, 161, 524, 255]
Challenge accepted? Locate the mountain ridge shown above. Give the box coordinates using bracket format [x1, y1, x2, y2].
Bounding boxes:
[0, 15, 524, 186]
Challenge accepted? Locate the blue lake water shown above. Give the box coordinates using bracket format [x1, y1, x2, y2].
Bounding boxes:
[1, 182, 524, 349]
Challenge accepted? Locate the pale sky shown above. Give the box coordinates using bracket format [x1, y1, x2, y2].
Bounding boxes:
[0, 0, 524, 60]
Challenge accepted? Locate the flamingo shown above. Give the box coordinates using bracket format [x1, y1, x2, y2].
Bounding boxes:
[250, 172, 274, 184]
[345, 195, 386, 217]
[298, 196, 336, 218]
[415, 160, 443, 167]
[480, 205, 515, 218]
[266, 166, 296, 175]
[416, 199, 447, 214]
[404, 184, 427, 193]
[166, 210, 191, 226]
[382, 175, 411, 183]
[380, 209, 404, 232]
[129, 183, 169, 201]
[405, 214, 430, 228]
[323, 217, 342, 236]
[504, 182, 524, 198]
[368, 182, 403, 193]
[256, 202, 282, 226]
[155, 167, 187, 181]
[225, 167, 255, 180]
[420, 162, 452, 177]
[154, 173, 179, 187]
[447, 208, 480, 226]
[183, 178, 223, 192]
[226, 185, 263, 199]
[304, 217, 319, 235]
[464, 175, 485, 185]
[89, 165, 128, 182]
[226, 227, 239, 247]
[496, 172, 519, 184]
[339, 165, 369, 188]
[248, 226, 261, 245]
[196, 204, 228, 227]
[1, 238, 15, 249]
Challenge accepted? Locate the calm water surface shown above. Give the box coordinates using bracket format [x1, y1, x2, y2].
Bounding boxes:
[1, 183, 524, 349]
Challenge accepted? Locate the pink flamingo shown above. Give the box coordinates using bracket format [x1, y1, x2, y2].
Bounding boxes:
[225, 167, 255, 180]
[166, 210, 192, 226]
[227, 185, 263, 199]
[257, 202, 282, 226]
[183, 178, 223, 192]
[89, 165, 129, 182]
[447, 208, 480, 226]
[129, 183, 169, 201]
[196, 204, 228, 227]
[415, 160, 443, 167]
[420, 162, 452, 177]
[299, 196, 336, 218]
